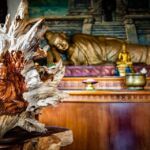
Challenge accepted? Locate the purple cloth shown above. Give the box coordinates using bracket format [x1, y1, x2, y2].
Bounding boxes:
[64, 65, 150, 77]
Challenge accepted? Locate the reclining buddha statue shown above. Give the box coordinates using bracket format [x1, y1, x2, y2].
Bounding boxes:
[45, 31, 150, 65]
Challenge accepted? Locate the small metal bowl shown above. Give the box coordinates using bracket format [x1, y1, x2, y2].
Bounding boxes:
[125, 73, 146, 90]
[82, 78, 98, 90]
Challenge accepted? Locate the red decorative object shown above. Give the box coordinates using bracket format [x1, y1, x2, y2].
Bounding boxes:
[0, 51, 27, 115]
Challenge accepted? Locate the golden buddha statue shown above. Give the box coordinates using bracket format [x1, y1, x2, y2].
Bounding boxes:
[117, 43, 133, 76]
[117, 44, 132, 65]
[45, 32, 150, 66]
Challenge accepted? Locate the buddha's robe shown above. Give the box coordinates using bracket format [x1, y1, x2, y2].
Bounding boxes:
[68, 34, 150, 65]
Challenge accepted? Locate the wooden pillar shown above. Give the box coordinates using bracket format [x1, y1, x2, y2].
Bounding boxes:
[90, 0, 103, 22]
[124, 18, 138, 44]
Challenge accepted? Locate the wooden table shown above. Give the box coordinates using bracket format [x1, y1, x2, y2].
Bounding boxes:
[39, 89, 150, 150]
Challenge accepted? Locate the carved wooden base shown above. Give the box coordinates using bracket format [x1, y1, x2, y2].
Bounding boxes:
[59, 77, 150, 90]
[63, 90, 150, 102]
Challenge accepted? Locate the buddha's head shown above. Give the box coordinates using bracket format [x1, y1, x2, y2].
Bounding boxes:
[45, 31, 69, 51]
[122, 43, 127, 53]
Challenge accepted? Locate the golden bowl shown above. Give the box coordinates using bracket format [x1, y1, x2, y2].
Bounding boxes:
[125, 73, 146, 90]
[82, 78, 98, 90]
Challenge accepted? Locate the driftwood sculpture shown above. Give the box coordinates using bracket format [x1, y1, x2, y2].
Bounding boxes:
[0, 0, 66, 137]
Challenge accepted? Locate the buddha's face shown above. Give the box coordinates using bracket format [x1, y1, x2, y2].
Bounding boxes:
[46, 32, 69, 51]
[0, 63, 7, 79]
[53, 35, 69, 51]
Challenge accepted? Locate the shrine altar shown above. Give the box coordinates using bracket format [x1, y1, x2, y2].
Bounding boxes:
[39, 76, 150, 150]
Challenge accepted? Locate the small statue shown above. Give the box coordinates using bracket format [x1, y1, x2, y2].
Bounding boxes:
[117, 43, 133, 76]
[45, 32, 150, 65]
[117, 43, 132, 65]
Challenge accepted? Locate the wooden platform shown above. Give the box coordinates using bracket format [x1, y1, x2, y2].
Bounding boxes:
[63, 89, 150, 102]
[39, 77, 150, 150]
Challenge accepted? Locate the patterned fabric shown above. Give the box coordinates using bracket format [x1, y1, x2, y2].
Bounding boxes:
[64, 65, 150, 77]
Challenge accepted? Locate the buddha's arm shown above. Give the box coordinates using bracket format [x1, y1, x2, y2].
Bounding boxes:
[52, 47, 62, 62]
[118, 53, 122, 61]
[47, 50, 54, 65]
[127, 54, 131, 61]
[47, 47, 62, 65]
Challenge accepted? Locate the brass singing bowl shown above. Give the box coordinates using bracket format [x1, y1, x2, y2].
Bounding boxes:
[125, 73, 146, 90]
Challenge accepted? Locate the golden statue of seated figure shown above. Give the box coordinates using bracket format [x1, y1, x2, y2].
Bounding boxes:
[45, 32, 150, 65]
[117, 43, 133, 76]
[117, 43, 132, 65]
